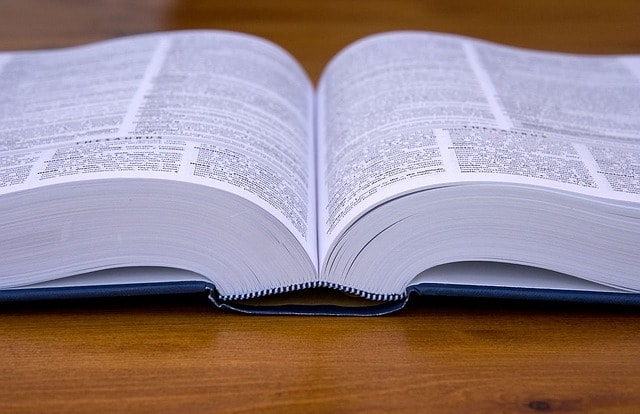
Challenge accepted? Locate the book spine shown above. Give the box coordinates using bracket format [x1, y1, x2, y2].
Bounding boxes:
[216, 280, 406, 302]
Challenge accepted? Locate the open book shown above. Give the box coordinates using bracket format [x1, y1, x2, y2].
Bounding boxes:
[1, 30, 639, 314]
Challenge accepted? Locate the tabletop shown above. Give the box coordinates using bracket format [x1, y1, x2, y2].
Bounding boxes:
[1, 1, 640, 413]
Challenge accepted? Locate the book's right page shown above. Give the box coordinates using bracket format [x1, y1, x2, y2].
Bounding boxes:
[316, 32, 640, 298]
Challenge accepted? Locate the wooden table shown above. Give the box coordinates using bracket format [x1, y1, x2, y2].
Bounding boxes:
[1, 1, 640, 412]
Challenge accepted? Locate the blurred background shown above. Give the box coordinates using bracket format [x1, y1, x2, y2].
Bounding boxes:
[0, 0, 639, 83]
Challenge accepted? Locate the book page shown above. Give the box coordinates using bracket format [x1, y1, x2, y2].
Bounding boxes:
[316, 32, 640, 260]
[0, 31, 317, 260]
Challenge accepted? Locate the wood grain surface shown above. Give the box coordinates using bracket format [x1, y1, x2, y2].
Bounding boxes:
[1, 1, 640, 412]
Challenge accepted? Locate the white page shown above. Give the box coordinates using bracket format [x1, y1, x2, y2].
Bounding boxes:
[0, 31, 318, 264]
[316, 32, 640, 266]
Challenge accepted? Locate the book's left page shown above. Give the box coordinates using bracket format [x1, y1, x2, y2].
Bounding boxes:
[0, 31, 318, 300]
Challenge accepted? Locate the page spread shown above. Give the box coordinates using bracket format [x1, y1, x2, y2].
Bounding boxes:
[0, 30, 639, 303]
